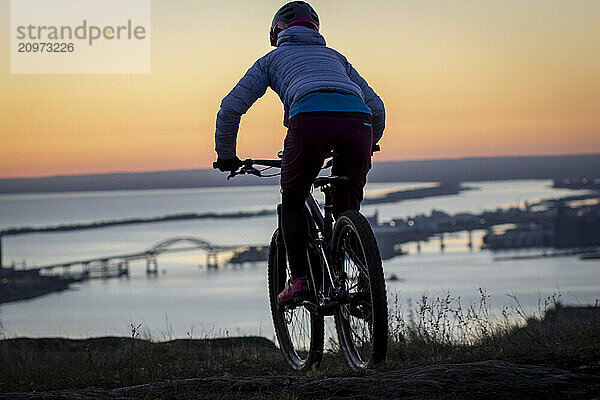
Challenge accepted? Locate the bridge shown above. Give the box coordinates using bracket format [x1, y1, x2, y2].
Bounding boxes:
[27, 237, 265, 280]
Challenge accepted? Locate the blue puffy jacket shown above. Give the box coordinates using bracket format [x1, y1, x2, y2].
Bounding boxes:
[215, 26, 386, 159]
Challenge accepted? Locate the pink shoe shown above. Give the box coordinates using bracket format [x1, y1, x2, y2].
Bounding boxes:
[277, 278, 310, 305]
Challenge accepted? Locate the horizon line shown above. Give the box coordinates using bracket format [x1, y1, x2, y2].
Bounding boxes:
[2, 152, 599, 181]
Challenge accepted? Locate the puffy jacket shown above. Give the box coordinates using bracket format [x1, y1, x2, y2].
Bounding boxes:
[215, 26, 385, 159]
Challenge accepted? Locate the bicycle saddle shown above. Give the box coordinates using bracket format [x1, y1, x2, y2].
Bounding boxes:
[313, 175, 349, 188]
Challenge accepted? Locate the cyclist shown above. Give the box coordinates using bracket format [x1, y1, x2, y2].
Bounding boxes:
[214, 1, 385, 305]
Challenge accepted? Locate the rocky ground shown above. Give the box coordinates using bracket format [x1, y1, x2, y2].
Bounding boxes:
[1, 359, 599, 399]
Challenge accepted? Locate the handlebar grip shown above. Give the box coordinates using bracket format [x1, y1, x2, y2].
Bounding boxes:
[213, 162, 219, 169]
[372, 144, 381, 152]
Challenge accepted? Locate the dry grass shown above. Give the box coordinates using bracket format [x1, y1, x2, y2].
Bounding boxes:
[0, 290, 599, 394]
[386, 290, 600, 371]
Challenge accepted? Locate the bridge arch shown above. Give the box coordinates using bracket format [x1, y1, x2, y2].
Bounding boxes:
[145, 237, 237, 271]
[148, 237, 216, 255]
[33, 236, 242, 278]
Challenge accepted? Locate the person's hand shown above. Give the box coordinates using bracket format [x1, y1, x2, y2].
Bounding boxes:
[214, 156, 243, 172]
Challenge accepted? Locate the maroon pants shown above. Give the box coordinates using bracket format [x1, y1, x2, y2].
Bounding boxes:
[281, 112, 373, 213]
[280, 112, 373, 278]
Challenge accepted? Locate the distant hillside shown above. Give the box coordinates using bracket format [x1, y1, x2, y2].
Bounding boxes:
[1, 154, 599, 194]
[371, 154, 600, 183]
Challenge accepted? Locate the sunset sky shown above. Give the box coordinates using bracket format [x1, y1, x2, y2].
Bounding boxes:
[1, 0, 599, 178]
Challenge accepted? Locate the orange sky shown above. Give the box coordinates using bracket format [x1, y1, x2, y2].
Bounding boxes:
[1, 0, 599, 178]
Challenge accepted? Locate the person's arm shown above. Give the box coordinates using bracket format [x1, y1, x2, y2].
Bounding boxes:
[344, 59, 386, 144]
[215, 57, 269, 159]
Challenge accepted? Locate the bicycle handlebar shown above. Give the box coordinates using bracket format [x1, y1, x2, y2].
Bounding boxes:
[214, 145, 380, 179]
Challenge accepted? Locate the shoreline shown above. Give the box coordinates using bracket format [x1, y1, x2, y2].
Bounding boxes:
[0, 183, 475, 237]
[0, 268, 78, 304]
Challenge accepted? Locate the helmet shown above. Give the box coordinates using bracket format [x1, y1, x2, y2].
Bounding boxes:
[270, 1, 319, 47]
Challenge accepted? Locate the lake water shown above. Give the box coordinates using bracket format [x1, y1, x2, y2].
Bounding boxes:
[0, 180, 598, 340]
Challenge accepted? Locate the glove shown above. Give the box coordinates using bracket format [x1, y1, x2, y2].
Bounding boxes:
[214, 156, 242, 172]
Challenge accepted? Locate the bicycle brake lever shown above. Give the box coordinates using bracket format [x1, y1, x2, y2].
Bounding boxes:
[226, 171, 237, 180]
[227, 166, 260, 179]
[248, 168, 261, 177]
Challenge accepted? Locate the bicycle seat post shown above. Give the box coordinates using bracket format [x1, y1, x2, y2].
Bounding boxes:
[313, 175, 349, 241]
[322, 184, 334, 240]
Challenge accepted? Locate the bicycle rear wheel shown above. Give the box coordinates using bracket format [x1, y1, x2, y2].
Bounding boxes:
[332, 211, 388, 370]
[268, 229, 324, 371]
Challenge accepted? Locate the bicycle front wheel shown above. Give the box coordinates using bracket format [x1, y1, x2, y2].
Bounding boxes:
[332, 211, 388, 370]
[268, 229, 324, 371]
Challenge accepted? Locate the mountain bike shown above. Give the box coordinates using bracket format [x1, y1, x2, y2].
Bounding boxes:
[214, 149, 388, 370]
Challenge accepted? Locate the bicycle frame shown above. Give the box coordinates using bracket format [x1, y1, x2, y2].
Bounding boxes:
[280, 185, 345, 314]
[216, 152, 366, 314]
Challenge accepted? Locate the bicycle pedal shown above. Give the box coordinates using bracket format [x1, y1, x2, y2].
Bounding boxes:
[318, 301, 340, 316]
[301, 300, 320, 314]
[280, 297, 304, 308]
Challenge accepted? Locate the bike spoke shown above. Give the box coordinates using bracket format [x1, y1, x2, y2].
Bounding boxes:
[276, 245, 314, 358]
[286, 306, 312, 353]
[337, 226, 375, 366]
[344, 240, 370, 281]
